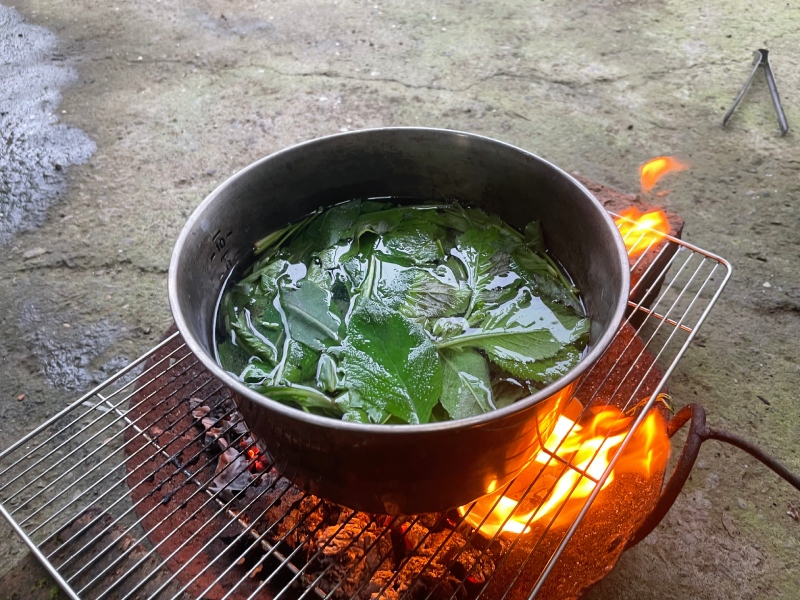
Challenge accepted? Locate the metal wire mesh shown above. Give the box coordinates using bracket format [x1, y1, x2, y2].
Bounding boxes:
[0, 224, 730, 600]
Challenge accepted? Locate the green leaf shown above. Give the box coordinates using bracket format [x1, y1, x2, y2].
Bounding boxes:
[452, 226, 519, 324]
[334, 390, 388, 423]
[523, 220, 546, 252]
[492, 378, 530, 409]
[431, 316, 469, 340]
[512, 247, 583, 314]
[494, 344, 584, 384]
[282, 340, 320, 384]
[255, 383, 343, 417]
[284, 199, 362, 261]
[440, 349, 495, 419]
[376, 215, 445, 265]
[341, 300, 442, 424]
[217, 340, 251, 376]
[377, 264, 470, 320]
[315, 353, 340, 393]
[229, 310, 280, 364]
[437, 288, 590, 383]
[514, 220, 584, 313]
[280, 280, 344, 351]
[240, 358, 274, 385]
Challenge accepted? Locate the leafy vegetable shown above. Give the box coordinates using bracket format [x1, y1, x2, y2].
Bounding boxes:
[452, 226, 518, 324]
[282, 340, 320, 384]
[438, 288, 590, 384]
[440, 349, 494, 419]
[216, 199, 591, 424]
[377, 264, 470, 320]
[280, 280, 343, 351]
[341, 300, 443, 424]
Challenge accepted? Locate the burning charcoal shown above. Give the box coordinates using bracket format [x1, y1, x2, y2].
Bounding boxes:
[208, 438, 254, 500]
[203, 426, 223, 447]
[312, 511, 394, 600]
[389, 556, 448, 598]
[364, 569, 399, 600]
[260, 480, 307, 537]
[416, 530, 496, 587]
[417, 529, 463, 560]
[397, 522, 429, 554]
[414, 513, 443, 530]
[188, 397, 205, 411]
[272, 495, 327, 549]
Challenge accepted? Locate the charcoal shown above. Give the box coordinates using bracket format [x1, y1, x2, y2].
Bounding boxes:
[272, 495, 327, 549]
[208, 438, 254, 500]
[186, 394, 500, 600]
[311, 510, 394, 599]
[260, 481, 307, 536]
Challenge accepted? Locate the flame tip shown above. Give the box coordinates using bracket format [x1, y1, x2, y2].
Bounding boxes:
[639, 155, 688, 193]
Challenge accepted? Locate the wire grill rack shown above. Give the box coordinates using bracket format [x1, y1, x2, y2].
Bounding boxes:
[0, 222, 731, 600]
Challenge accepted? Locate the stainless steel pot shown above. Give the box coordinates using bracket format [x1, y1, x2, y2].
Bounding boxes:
[169, 128, 630, 514]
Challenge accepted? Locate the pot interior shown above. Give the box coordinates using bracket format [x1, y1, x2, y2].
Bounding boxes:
[171, 129, 628, 380]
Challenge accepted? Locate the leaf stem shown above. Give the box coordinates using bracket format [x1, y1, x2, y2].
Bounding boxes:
[256, 384, 343, 414]
[254, 211, 317, 255]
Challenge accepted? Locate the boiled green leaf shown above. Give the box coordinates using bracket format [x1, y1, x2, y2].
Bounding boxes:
[341, 300, 442, 424]
[494, 344, 584, 384]
[491, 378, 531, 409]
[334, 390, 389, 424]
[229, 310, 280, 364]
[377, 264, 470, 320]
[284, 199, 362, 261]
[240, 358, 275, 385]
[217, 340, 251, 376]
[280, 280, 343, 351]
[315, 353, 340, 393]
[440, 349, 495, 419]
[452, 226, 519, 324]
[523, 219, 546, 252]
[255, 383, 343, 417]
[376, 215, 445, 265]
[512, 247, 583, 314]
[282, 340, 319, 384]
[437, 288, 590, 382]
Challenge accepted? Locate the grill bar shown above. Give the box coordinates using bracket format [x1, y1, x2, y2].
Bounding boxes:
[0, 224, 731, 600]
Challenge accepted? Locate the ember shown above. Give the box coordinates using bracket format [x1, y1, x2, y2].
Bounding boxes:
[189, 397, 497, 599]
[459, 399, 670, 538]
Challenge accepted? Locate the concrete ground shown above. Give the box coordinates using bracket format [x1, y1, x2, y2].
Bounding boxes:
[1, 0, 798, 598]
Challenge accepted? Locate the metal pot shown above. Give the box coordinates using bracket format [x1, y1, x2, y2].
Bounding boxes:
[169, 128, 630, 514]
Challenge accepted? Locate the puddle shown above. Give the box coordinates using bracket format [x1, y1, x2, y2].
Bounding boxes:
[19, 298, 130, 392]
[0, 5, 95, 245]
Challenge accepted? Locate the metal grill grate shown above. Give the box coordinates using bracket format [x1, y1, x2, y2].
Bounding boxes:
[0, 223, 731, 600]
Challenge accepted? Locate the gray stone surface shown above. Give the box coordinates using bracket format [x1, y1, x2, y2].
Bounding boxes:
[0, 0, 798, 598]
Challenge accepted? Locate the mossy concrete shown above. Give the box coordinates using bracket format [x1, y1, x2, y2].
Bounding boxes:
[1, 0, 798, 597]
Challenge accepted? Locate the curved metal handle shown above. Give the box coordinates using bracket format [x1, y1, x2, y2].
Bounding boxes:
[626, 403, 800, 548]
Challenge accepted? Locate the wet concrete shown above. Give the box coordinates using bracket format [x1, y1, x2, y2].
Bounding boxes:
[0, 0, 798, 598]
[0, 4, 95, 244]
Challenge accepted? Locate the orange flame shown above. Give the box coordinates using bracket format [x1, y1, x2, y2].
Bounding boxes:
[639, 156, 687, 193]
[615, 207, 670, 258]
[458, 402, 670, 538]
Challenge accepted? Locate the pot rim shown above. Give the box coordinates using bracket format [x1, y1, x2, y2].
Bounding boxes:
[168, 126, 631, 434]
